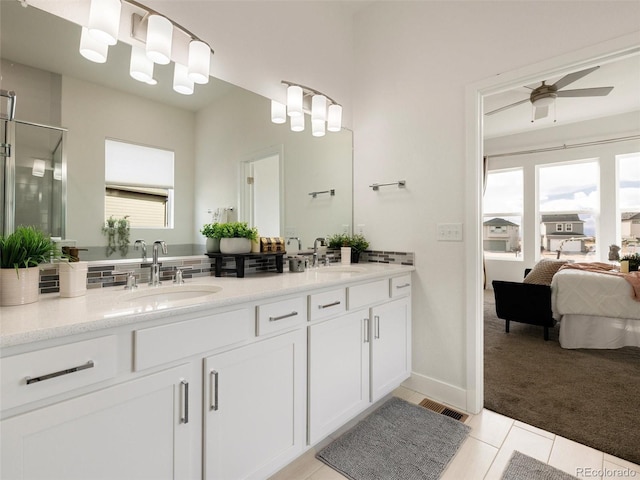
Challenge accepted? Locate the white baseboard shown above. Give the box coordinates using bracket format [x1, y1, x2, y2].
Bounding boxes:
[402, 372, 468, 412]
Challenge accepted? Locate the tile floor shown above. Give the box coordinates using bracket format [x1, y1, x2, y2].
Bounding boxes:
[270, 386, 640, 480]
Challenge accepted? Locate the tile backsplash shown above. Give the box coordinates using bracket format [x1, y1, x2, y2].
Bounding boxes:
[39, 250, 415, 294]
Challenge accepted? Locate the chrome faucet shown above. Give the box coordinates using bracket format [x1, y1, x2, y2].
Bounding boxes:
[149, 240, 167, 286]
[134, 239, 147, 262]
[286, 237, 302, 251]
[313, 237, 325, 268]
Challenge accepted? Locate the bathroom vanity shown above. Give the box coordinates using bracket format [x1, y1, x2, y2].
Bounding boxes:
[0, 262, 413, 480]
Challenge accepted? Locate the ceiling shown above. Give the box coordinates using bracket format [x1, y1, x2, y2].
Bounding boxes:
[483, 53, 640, 139]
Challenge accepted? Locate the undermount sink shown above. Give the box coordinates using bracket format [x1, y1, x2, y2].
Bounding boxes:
[118, 284, 222, 306]
[316, 265, 367, 274]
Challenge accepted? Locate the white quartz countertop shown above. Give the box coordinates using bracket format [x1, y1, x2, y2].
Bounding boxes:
[0, 263, 414, 349]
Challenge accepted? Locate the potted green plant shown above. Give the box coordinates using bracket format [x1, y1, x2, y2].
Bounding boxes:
[327, 233, 370, 263]
[348, 234, 370, 263]
[621, 253, 640, 272]
[200, 223, 222, 253]
[214, 222, 258, 254]
[0, 226, 58, 306]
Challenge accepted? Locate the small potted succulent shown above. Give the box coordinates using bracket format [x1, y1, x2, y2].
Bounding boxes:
[213, 222, 258, 254]
[200, 223, 222, 253]
[0, 226, 58, 306]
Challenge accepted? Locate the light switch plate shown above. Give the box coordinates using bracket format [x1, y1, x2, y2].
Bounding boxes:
[437, 223, 463, 241]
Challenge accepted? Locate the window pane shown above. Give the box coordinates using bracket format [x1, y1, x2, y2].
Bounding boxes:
[483, 215, 522, 259]
[539, 161, 598, 212]
[540, 213, 596, 261]
[484, 169, 523, 214]
[619, 153, 640, 255]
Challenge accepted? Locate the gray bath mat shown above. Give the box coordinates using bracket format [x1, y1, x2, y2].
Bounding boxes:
[316, 397, 470, 480]
[501, 451, 579, 480]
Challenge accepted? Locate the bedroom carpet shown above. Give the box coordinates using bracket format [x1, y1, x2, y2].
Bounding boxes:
[484, 290, 640, 466]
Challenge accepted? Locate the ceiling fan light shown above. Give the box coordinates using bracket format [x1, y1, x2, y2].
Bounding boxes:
[327, 104, 342, 132]
[290, 114, 305, 132]
[287, 85, 303, 117]
[271, 100, 287, 124]
[146, 14, 173, 65]
[188, 40, 211, 84]
[311, 94, 327, 122]
[129, 46, 154, 83]
[79, 27, 108, 63]
[88, 0, 121, 46]
[173, 63, 194, 95]
[532, 96, 555, 107]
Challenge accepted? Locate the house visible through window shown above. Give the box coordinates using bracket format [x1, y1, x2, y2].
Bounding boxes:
[618, 152, 640, 256]
[483, 168, 523, 259]
[104, 139, 175, 228]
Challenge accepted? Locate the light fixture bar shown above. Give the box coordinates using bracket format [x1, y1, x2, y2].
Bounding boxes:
[281, 81, 337, 106]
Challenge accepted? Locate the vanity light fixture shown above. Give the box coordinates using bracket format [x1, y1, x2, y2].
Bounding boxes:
[274, 81, 342, 135]
[79, 0, 214, 93]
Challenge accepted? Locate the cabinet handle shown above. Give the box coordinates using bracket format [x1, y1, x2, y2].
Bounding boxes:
[374, 315, 380, 339]
[269, 311, 298, 322]
[25, 360, 94, 385]
[180, 380, 189, 424]
[318, 300, 341, 309]
[395, 283, 411, 289]
[364, 318, 370, 343]
[210, 370, 219, 411]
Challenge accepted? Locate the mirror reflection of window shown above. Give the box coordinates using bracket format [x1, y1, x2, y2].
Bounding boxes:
[104, 139, 174, 228]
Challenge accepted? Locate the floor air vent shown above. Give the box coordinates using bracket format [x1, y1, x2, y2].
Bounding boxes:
[419, 398, 469, 423]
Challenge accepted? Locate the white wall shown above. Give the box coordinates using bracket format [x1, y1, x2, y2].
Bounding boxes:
[351, 1, 640, 408]
[62, 76, 196, 247]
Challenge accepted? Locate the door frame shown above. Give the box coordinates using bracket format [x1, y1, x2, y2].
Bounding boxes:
[464, 33, 640, 414]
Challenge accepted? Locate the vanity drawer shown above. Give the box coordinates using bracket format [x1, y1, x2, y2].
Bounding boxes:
[390, 274, 412, 298]
[256, 296, 307, 336]
[308, 288, 346, 322]
[134, 308, 253, 371]
[1, 336, 118, 411]
[348, 279, 389, 310]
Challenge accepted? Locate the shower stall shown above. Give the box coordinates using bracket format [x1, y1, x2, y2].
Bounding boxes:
[1, 90, 66, 238]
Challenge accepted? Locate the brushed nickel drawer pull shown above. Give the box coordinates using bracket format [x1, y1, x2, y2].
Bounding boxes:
[180, 380, 189, 424]
[318, 300, 341, 309]
[364, 318, 370, 343]
[210, 370, 219, 411]
[269, 311, 298, 322]
[396, 283, 411, 289]
[25, 360, 95, 385]
[374, 315, 380, 339]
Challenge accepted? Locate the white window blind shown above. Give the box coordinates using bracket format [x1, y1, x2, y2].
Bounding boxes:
[105, 139, 174, 189]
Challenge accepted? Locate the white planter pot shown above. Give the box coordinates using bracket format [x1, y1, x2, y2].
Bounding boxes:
[341, 247, 352, 265]
[220, 238, 252, 254]
[0, 266, 40, 306]
[59, 261, 88, 298]
[206, 238, 220, 253]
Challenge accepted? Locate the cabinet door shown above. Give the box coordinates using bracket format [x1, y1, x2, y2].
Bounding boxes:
[204, 329, 306, 480]
[1, 364, 192, 480]
[308, 310, 370, 445]
[371, 297, 411, 402]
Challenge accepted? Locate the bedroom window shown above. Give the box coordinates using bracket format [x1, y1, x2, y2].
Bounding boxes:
[483, 168, 523, 259]
[618, 153, 640, 256]
[538, 160, 598, 261]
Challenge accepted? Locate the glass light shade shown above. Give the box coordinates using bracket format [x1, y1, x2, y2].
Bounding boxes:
[311, 95, 327, 122]
[327, 104, 343, 132]
[146, 15, 173, 65]
[271, 100, 287, 124]
[312, 119, 326, 137]
[173, 63, 194, 95]
[88, 0, 121, 45]
[32, 159, 46, 177]
[188, 40, 210, 84]
[287, 85, 303, 117]
[129, 46, 154, 83]
[290, 114, 305, 132]
[79, 27, 108, 63]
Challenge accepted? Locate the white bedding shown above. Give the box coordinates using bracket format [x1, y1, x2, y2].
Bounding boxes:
[552, 269, 640, 348]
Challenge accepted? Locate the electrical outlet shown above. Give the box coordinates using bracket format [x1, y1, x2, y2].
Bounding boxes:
[356, 224, 365, 236]
[437, 223, 463, 241]
[285, 226, 296, 237]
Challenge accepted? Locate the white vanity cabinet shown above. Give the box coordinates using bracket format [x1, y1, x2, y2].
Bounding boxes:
[1, 363, 193, 480]
[203, 328, 306, 480]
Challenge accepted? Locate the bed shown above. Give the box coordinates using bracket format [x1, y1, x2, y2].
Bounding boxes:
[551, 269, 640, 349]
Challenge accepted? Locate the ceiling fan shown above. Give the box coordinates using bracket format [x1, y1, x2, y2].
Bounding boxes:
[485, 66, 614, 121]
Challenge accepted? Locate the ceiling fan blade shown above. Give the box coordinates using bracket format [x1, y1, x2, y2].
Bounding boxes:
[552, 66, 600, 90]
[485, 98, 529, 116]
[534, 105, 549, 120]
[556, 86, 614, 97]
